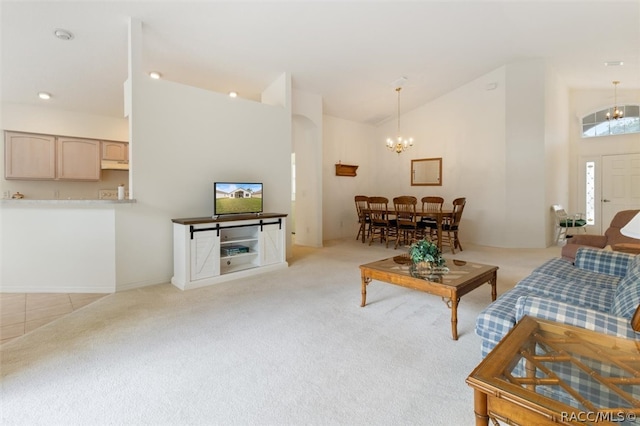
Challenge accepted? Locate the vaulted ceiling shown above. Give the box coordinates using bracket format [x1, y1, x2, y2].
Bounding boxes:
[2, 1, 639, 125]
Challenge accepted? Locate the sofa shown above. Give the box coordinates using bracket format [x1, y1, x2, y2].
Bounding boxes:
[561, 209, 640, 262]
[476, 247, 640, 358]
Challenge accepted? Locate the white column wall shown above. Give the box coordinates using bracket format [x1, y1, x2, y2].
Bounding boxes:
[504, 60, 547, 248]
[292, 89, 323, 247]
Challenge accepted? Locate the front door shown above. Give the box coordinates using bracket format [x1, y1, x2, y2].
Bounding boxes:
[601, 153, 640, 229]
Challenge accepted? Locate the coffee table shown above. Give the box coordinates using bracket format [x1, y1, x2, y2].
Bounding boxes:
[359, 255, 498, 340]
[466, 316, 640, 425]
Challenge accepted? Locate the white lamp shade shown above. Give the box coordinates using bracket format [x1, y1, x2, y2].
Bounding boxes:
[621, 212, 640, 239]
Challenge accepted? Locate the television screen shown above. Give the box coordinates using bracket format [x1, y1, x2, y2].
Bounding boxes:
[214, 182, 263, 216]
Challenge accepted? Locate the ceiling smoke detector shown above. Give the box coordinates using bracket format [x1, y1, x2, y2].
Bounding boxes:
[54, 29, 74, 41]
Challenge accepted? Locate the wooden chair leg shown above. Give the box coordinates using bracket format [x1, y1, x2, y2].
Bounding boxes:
[454, 231, 463, 251]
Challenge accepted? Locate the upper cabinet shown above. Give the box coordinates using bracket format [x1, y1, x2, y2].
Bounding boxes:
[4, 131, 111, 181]
[5, 132, 56, 180]
[102, 141, 128, 162]
[56, 137, 101, 181]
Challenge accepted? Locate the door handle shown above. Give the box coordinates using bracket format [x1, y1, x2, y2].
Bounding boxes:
[602, 199, 611, 202]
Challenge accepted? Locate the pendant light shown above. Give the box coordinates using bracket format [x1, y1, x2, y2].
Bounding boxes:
[606, 80, 623, 120]
[385, 81, 414, 154]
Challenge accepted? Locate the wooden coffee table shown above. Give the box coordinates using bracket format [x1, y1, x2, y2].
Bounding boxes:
[359, 256, 498, 340]
[466, 316, 640, 425]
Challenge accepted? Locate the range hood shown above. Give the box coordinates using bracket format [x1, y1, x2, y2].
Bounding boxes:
[101, 160, 129, 171]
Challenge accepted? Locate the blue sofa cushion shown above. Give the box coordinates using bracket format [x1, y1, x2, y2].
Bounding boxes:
[574, 247, 634, 277]
[516, 273, 615, 313]
[610, 255, 640, 319]
[531, 258, 620, 289]
[516, 295, 640, 339]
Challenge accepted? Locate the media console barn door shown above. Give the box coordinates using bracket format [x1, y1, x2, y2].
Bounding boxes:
[171, 213, 288, 290]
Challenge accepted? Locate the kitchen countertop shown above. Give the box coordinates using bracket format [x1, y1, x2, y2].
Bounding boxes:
[1, 199, 136, 205]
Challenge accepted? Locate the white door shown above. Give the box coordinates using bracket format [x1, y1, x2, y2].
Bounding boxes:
[601, 153, 640, 229]
[261, 223, 285, 266]
[190, 230, 220, 281]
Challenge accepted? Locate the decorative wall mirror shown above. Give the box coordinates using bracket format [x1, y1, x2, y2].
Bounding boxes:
[411, 158, 442, 186]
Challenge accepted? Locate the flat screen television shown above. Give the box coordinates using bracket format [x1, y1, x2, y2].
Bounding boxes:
[214, 182, 263, 216]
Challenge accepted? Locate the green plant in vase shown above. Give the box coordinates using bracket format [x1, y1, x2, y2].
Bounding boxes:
[409, 239, 446, 272]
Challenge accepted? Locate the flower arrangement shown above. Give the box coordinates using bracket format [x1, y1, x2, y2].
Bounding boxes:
[408, 239, 446, 267]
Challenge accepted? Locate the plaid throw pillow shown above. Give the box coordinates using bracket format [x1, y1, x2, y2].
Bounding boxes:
[610, 255, 640, 318]
[574, 248, 633, 277]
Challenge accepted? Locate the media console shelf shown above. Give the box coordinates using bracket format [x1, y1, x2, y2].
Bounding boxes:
[171, 213, 288, 290]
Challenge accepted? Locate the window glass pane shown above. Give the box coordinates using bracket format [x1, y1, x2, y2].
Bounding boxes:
[583, 113, 596, 124]
[626, 105, 639, 117]
[627, 117, 640, 133]
[586, 161, 595, 225]
[582, 125, 596, 137]
[595, 122, 610, 136]
[595, 110, 610, 122]
[610, 120, 625, 134]
[581, 105, 640, 138]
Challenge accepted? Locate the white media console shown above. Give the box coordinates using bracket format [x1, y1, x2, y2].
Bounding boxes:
[171, 213, 288, 290]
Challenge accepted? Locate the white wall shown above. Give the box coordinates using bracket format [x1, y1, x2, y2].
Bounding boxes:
[370, 67, 509, 247]
[1, 204, 116, 292]
[322, 115, 376, 240]
[115, 75, 292, 290]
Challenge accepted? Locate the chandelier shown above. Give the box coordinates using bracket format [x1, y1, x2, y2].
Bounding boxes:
[606, 80, 623, 120]
[386, 86, 414, 154]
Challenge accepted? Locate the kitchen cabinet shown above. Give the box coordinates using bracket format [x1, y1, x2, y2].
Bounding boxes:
[102, 141, 128, 162]
[4, 131, 101, 181]
[171, 214, 288, 290]
[4, 132, 56, 179]
[57, 137, 101, 181]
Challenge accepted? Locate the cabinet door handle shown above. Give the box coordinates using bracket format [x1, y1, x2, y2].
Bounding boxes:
[602, 199, 611, 203]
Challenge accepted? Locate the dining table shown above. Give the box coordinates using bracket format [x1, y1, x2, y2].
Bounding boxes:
[362, 208, 453, 251]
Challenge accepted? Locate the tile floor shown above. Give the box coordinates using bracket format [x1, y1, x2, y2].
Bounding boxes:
[0, 293, 107, 344]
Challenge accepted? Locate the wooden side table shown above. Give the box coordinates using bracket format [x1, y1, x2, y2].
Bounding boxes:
[466, 316, 640, 425]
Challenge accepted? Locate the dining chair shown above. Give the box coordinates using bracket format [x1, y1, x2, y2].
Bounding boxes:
[441, 197, 466, 254]
[354, 195, 370, 243]
[393, 196, 418, 249]
[367, 196, 394, 247]
[552, 204, 587, 243]
[418, 196, 444, 240]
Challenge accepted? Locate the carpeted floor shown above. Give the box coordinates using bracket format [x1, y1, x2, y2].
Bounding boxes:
[0, 238, 560, 425]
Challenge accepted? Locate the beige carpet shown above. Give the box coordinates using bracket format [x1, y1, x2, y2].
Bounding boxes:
[0, 238, 560, 425]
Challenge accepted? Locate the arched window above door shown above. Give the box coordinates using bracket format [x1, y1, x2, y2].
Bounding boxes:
[582, 105, 640, 138]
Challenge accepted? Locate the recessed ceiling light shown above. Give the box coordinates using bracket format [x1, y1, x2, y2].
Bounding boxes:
[53, 29, 74, 41]
[38, 92, 51, 100]
[229, 91, 238, 98]
[149, 71, 161, 79]
[604, 61, 624, 66]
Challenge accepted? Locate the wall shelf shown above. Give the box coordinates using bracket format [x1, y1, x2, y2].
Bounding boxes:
[335, 163, 358, 177]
